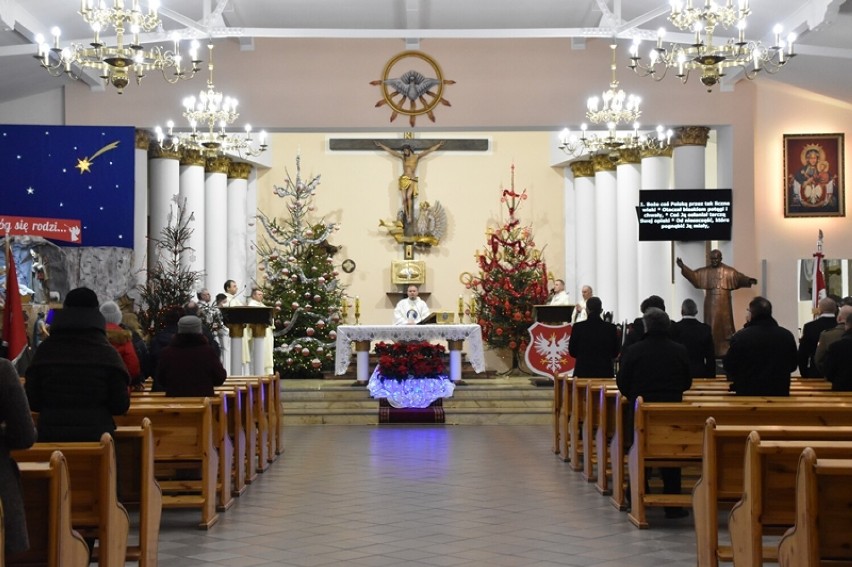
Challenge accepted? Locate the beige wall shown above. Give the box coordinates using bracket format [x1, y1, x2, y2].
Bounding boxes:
[753, 80, 852, 336]
[21, 36, 852, 337]
[256, 132, 565, 325]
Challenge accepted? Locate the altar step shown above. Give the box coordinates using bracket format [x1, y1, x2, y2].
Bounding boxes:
[281, 376, 552, 425]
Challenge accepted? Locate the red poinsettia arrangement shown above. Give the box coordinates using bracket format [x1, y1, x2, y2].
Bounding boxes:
[374, 341, 447, 380]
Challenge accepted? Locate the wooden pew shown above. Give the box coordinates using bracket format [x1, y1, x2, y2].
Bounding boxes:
[225, 377, 271, 472]
[7, 452, 90, 567]
[693, 420, 852, 567]
[568, 378, 613, 472]
[114, 400, 220, 529]
[131, 392, 235, 512]
[626, 398, 852, 528]
[12, 434, 130, 567]
[113, 419, 162, 567]
[553, 374, 571, 456]
[222, 382, 257, 485]
[728, 436, 852, 567]
[777, 449, 852, 567]
[213, 386, 246, 495]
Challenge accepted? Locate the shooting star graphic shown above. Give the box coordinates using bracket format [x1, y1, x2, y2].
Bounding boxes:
[75, 140, 120, 174]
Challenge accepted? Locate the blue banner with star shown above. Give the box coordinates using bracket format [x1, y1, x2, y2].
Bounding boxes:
[0, 124, 135, 248]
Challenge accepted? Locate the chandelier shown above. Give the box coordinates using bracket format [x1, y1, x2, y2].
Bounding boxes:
[559, 123, 672, 161]
[586, 43, 641, 126]
[628, 0, 795, 91]
[35, 0, 203, 94]
[155, 42, 268, 159]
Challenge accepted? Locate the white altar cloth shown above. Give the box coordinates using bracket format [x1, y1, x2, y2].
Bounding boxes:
[334, 324, 486, 378]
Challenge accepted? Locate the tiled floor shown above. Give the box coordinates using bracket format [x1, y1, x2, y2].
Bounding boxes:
[154, 425, 695, 567]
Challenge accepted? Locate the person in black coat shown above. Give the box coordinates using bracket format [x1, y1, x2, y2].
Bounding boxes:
[568, 296, 619, 377]
[670, 298, 716, 378]
[621, 295, 666, 354]
[797, 297, 838, 377]
[723, 296, 797, 396]
[25, 287, 131, 442]
[0, 357, 38, 555]
[156, 316, 227, 397]
[617, 307, 692, 519]
[823, 311, 852, 391]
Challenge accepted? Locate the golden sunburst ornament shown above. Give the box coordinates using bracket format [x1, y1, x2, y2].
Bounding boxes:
[370, 51, 455, 127]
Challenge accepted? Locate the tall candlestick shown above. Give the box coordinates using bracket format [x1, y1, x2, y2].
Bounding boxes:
[341, 298, 348, 318]
[458, 295, 464, 315]
[355, 296, 360, 314]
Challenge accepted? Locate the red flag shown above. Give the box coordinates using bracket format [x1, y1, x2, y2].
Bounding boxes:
[3, 241, 28, 363]
[812, 230, 826, 312]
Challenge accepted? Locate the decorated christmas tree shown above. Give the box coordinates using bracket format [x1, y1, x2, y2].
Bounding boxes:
[137, 197, 200, 334]
[257, 155, 345, 378]
[467, 166, 549, 369]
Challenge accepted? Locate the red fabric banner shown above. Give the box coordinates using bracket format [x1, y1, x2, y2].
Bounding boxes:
[0, 215, 82, 244]
[3, 242, 28, 363]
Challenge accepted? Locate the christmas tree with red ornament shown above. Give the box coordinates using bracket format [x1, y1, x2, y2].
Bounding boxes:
[468, 165, 549, 369]
[257, 155, 345, 378]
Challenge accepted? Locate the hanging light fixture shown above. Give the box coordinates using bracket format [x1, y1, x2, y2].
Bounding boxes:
[558, 122, 673, 161]
[586, 43, 642, 126]
[559, 42, 669, 160]
[627, 0, 795, 92]
[155, 41, 267, 159]
[35, 0, 203, 94]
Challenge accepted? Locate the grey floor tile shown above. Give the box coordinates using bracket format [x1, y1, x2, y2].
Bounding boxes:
[147, 424, 696, 566]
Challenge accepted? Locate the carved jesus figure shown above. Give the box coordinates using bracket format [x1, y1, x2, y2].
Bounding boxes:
[375, 140, 444, 225]
[676, 249, 757, 358]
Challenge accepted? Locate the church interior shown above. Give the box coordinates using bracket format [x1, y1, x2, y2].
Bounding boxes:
[1, 1, 852, 565]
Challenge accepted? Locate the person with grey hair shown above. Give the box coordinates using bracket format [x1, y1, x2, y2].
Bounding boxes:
[99, 300, 140, 384]
[797, 296, 838, 377]
[616, 307, 692, 519]
[671, 298, 716, 378]
[815, 304, 852, 374]
[723, 296, 797, 396]
[155, 315, 226, 397]
[822, 311, 852, 391]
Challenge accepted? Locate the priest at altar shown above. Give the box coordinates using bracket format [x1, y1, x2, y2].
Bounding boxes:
[393, 284, 430, 325]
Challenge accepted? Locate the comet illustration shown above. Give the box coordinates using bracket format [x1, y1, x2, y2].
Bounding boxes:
[75, 140, 120, 174]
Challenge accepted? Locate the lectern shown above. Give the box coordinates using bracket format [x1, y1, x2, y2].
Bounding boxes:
[532, 305, 574, 323]
[220, 306, 273, 376]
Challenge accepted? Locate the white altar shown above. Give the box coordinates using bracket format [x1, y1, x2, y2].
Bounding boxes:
[334, 324, 486, 382]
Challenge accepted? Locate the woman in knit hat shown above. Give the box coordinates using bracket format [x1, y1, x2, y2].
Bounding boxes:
[99, 301, 141, 384]
[24, 287, 130, 441]
[155, 315, 226, 397]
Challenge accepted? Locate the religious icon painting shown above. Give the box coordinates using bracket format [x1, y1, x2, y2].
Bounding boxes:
[784, 133, 845, 218]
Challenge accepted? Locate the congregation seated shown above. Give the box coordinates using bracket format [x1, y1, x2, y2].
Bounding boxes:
[155, 316, 227, 397]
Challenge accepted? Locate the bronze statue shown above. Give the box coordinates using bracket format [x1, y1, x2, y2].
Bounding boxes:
[676, 249, 757, 358]
[375, 141, 444, 225]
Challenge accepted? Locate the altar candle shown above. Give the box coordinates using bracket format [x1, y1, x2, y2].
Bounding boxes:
[458, 295, 464, 314]
[341, 298, 348, 317]
[355, 296, 360, 315]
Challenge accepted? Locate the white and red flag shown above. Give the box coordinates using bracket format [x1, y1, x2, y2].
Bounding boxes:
[812, 230, 826, 311]
[2, 237, 28, 364]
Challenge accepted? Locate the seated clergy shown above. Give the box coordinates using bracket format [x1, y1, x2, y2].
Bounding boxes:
[394, 284, 430, 325]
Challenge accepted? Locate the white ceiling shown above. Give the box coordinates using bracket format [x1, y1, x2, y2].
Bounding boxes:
[0, 0, 849, 106]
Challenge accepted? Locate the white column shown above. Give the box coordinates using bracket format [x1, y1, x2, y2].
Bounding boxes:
[206, 157, 230, 371]
[571, 160, 596, 297]
[615, 149, 642, 324]
[133, 130, 150, 285]
[562, 167, 578, 299]
[230, 329, 245, 376]
[637, 147, 673, 309]
[205, 156, 230, 293]
[246, 169, 258, 288]
[179, 148, 206, 280]
[593, 156, 618, 316]
[147, 146, 181, 272]
[673, 126, 710, 317]
[227, 163, 252, 292]
[251, 327, 266, 376]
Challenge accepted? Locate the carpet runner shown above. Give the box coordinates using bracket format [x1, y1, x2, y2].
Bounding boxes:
[378, 398, 445, 424]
